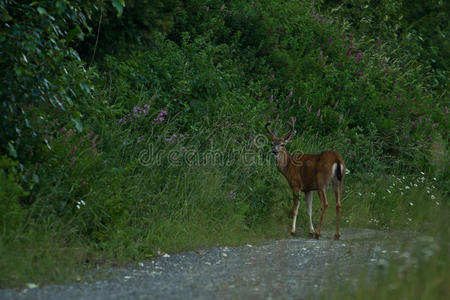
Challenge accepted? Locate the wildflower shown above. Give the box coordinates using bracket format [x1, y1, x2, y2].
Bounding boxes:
[228, 191, 237, 199]
[420, 171, 425, 175]
[354, 51, 363, 63]
[82, 181, 87, 187]
[59, 127, 66, 133]
[180, 146, 187, 152]
[409, 202, 414, 206]
[205, 6, 209, 12]
[88, 131, 93, 137]
[436, 201, 440, 206]
[286, 89, 293, 99]
[405, 185, 410, 190]
[70, 157, 76, 165]
[269, 95, 274, 102]
[387, 189, 391, 194]
[70, 145, 78, 155]
[376, 40, 382, 49]
[407, 218, 412, 222]
[431, 195, 436, 200]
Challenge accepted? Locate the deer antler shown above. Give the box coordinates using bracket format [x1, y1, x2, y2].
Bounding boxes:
[283, 117, 296, 141]
[265, 121, 277, 139]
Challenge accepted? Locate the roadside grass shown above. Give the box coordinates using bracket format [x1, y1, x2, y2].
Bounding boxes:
[323, 207, 449, 300]
[1, 126, 447, 288]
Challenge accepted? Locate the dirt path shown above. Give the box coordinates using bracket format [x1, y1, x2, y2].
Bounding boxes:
[0, 229, 417, 300]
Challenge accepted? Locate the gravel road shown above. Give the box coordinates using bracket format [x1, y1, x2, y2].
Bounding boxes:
[1, 228, 418, 300]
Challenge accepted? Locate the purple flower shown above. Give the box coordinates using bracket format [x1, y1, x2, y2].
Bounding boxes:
[286, 89, 293, 99]
[376, 40, 382, 49]
[328, 36, 333, 47]
[70, 145, 77, 155]
[269, 95, 274, 102]
[82, 181, 87, 187]
[354, 51, 363, 63]
[180, 146, 187, 152]
[70, 157, 76, 165]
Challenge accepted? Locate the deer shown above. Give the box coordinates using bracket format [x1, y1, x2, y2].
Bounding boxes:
[265, 117, 345, 240]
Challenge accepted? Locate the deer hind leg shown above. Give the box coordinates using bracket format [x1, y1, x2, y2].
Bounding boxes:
[333, 178, 342, 240]
[313, 189, 328, 240]
[291, 191, 300, 235]
[305, 191, 315, 235]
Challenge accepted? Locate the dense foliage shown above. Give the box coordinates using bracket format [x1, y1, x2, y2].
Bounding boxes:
[0, 0, 448, 288]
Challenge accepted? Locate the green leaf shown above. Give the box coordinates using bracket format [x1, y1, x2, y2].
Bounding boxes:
[112, 0, 125, 17]
[37, 7, 48, 15]
[66, 26, 83, 43]
[7, 142, 17, 158]
[71, 118, 83, 132]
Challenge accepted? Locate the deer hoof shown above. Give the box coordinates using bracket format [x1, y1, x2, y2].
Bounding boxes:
[334, 234, 340, 240]
[312, 233, 320, 240]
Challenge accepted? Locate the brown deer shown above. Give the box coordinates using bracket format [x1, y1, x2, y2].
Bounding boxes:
[266, 118, 345, 240]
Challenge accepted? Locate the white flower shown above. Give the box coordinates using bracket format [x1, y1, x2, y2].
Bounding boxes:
[433, 177, 437, 181]
[358, 192, 362, 196]
[431, 195, 436, 200]
[80, 200, 86, 206]
[436, 201, 440, 206]
[407, 218, 412, 222]
[345, 168, 351, 175]
[409, 202, 414, 206]
[405, 186, 410, 190]
[420, 171, 425, 175]
[387, 189, 391, 194]
[413, 184, 418, 187]
[76, 204, 81, 209]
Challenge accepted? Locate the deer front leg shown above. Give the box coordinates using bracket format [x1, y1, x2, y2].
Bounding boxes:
[313, 189, 328, 239]
[291, 192, 300, 235]
[305, 191, 315, 235]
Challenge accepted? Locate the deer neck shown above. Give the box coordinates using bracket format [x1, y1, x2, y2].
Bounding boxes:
[276, 151, 290, 175]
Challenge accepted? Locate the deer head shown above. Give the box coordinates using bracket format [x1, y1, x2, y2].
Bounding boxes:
[266, 117, 296, 158]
